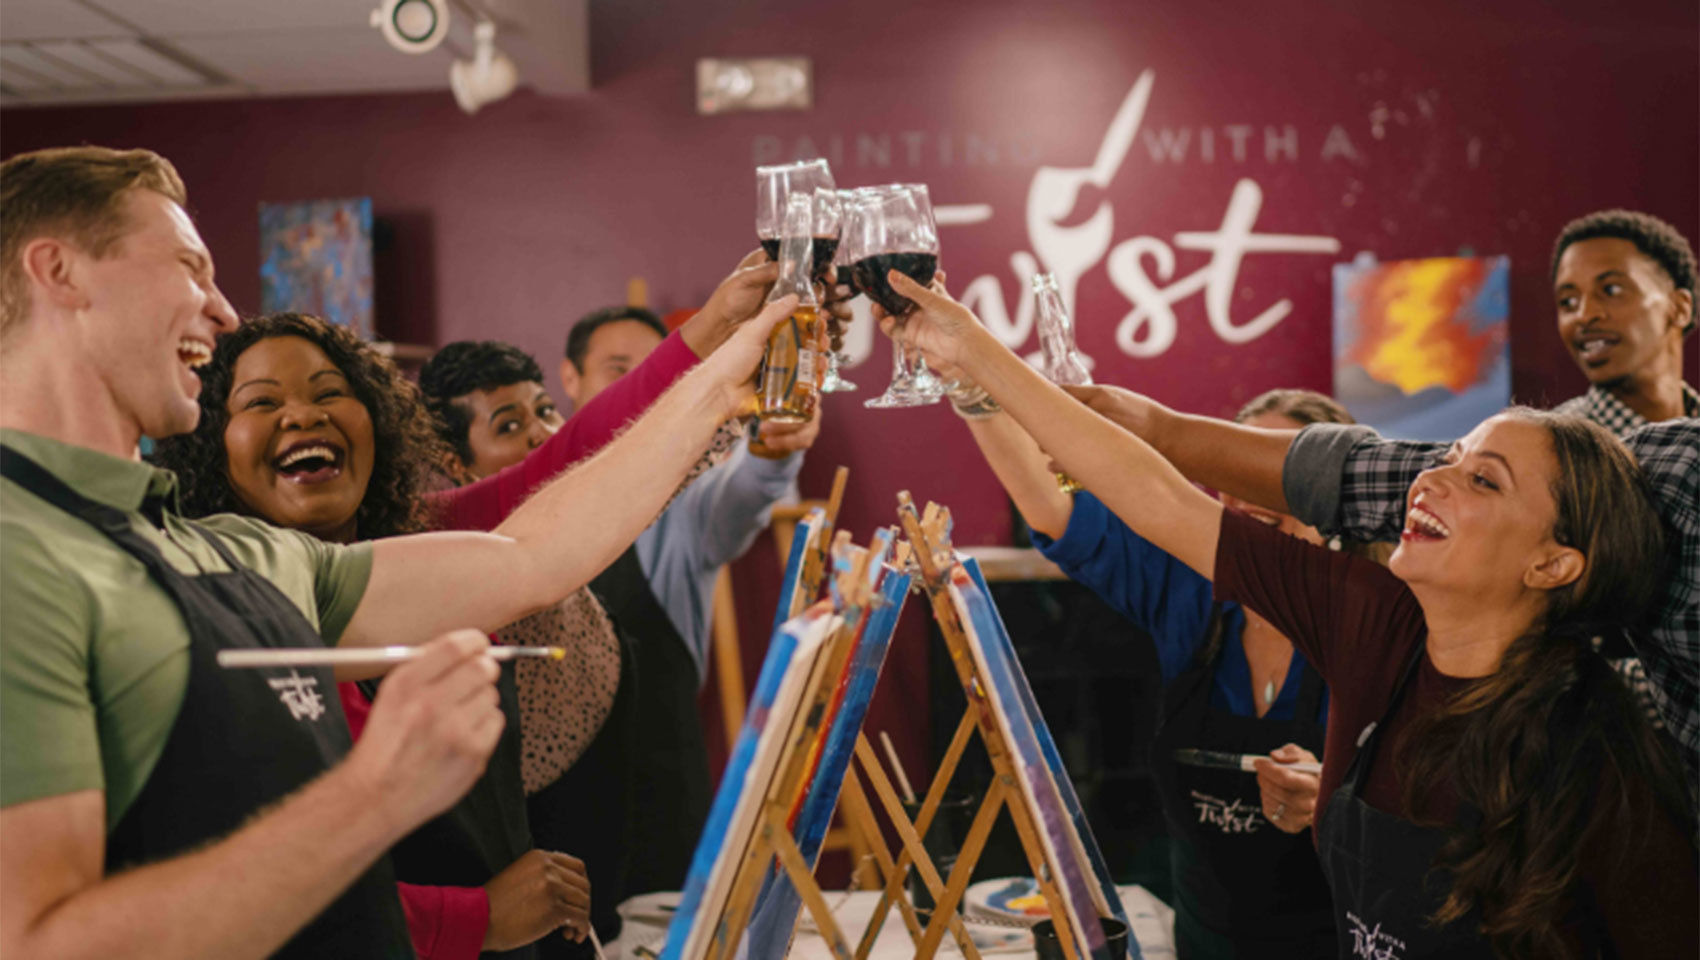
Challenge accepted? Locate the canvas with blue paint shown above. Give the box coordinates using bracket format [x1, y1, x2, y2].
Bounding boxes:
[1332, 255, 1510, 440]
[259, 197, 375, 338]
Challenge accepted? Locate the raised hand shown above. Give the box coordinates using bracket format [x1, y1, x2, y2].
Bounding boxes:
[677, 249, 782, 358]
[748, 404, 822, 459]
[343, 630, 504, 833]
[695, 294, 797, 419]
[482, 849, 593, 951]
[1253, 743, 1321, 834]
[882, 270, 991, 372]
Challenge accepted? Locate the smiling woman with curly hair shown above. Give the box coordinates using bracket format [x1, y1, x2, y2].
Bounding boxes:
[151, 311, 601, 960]
[152, 312, 444, 541]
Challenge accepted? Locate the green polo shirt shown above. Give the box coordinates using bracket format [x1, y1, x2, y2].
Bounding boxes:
[0, 428, 373, 827]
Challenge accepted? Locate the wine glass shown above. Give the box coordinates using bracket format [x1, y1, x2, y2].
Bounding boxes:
[755, 159, 835, 262]
[1033, 272, 1092, 492]
[849, 185, 942, 409]
[820, 189, 859, 393]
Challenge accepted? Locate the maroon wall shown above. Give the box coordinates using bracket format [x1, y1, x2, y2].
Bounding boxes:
[5, 0, 1696, 789]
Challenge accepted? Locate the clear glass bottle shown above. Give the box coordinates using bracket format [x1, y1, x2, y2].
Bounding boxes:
[1033, 272, 1092, 493]
[758, 192, 823, 423]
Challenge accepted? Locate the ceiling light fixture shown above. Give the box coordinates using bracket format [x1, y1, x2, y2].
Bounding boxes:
[449, 20, 518, 114]
[371, 0, 451, 54]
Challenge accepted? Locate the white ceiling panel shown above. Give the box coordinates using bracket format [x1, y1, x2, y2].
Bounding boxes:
[83, 0, 376, 38]
[88, 38, 212, 85]
[0, 1, 133, 42]
[30, 41, 147, 85]
[169, 26, 452, 93]
[0, 44, 105, 89]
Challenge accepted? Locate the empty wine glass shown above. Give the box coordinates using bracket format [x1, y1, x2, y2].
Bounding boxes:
[848, 185, 942, 409]
[820, 189, 859, 393]
[755, 159, 835, 265]
[1033, 272, 1092, 492]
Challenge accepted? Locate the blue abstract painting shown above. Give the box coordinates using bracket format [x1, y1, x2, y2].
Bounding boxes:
[259, 197, 374, 338]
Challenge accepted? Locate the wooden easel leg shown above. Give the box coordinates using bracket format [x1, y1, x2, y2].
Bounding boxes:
[838, 771, 925, 959]
[767, 809, 854, 960]
[914, 779, 1005, 959]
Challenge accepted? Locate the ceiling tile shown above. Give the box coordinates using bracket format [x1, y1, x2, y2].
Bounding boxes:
[30, 40, 149, 85]
[0, 43, 106, 89]
[87, 38, 210, 85]
[0, 1, 133, 42]
[83, 0, 381, 38]
[168, 26, 451, 92]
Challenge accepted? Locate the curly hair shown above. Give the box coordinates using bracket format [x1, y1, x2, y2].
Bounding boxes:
[151, 312, 449, 540]
[417, 339, 546, 465]
[1550, 209, 1697, 333]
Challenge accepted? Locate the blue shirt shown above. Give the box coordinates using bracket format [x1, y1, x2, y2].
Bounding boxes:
[1033, 492, 1328, 725]
[635, 442, 802, 685]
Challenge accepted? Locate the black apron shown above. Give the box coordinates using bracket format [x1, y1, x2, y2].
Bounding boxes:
[589, 546, 712, 901]
[1149, 606, 1336, 959]
[1316, 647, 1493, 960]
[361, 660, 536, 959]
[1, 447, 412, 959]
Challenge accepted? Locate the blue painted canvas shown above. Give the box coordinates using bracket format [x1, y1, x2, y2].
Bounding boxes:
[741, 535, 910, 959]
[952, 563, 1128, 960]
[259, 197, 375, 338]
[772, 508, 825, 633]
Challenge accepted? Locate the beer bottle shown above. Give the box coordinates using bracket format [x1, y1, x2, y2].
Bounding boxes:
[758, 192, 823, 423]
[1034, 273, 1092, 493]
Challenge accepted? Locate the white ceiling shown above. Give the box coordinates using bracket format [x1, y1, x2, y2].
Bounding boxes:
[0, 0, 588, 107]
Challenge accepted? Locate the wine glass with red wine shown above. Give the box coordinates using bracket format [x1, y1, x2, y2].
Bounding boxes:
[850, 186, 943, 409]
[755, 160, 837, 279]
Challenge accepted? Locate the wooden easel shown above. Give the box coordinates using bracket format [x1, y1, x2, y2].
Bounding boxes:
[832, 493, 1089, 960]
[703, 528, 890, 960]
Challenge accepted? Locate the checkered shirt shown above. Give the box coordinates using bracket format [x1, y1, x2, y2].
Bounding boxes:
[1287, 418, 1700, 790]
[1553, 383, 1700, 439]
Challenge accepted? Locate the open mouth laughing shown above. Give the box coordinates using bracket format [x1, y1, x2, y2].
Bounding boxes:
[271, 438, 346, 485]
[178, 338, 213, 370]
[1401, 497, 1451, 543]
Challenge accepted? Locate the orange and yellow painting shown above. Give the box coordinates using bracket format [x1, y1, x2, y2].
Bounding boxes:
[1333, 255, 1509, 440]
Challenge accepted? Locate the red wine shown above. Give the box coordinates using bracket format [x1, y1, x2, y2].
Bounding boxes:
[758, 236, 839, 281]
[851, 252, 938, 316]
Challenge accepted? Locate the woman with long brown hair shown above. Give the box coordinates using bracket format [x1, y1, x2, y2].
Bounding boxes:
[885, 270, 1696, 959]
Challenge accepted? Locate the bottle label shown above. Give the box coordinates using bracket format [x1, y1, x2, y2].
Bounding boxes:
[797, 349, 817, 385]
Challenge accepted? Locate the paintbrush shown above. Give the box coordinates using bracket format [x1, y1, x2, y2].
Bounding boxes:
[1173, 748, 1321, 775]
[216, 646, 566, 669]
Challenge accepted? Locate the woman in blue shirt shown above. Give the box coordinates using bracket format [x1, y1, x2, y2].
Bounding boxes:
[954, 385, 1373, 959]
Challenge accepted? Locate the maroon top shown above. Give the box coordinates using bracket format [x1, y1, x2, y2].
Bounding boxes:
[1212, 509, 1698, 958]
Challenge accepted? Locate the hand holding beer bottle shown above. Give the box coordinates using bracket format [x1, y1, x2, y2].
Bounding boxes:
[1032, 273, 1093, 494]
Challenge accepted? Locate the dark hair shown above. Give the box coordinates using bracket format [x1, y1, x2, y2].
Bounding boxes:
[1233, 388, 1354, 428]
[151, 312, 448, 539]
[417, 340, 546, 465]
[564, 305, 667, 373]
[1395, 409, 1686, 959]
[0, 146, 187, 337]
[1550, 209, 1697, 333]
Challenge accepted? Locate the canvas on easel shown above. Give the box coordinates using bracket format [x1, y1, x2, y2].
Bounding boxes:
[838, 495, 1135, 960]
[739, 530, 911, 960]
[661, 607, 838, 960]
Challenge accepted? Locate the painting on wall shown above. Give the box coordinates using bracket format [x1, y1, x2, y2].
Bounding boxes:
[259, 197, 374, 338]
[1332, 255, 1510, 440]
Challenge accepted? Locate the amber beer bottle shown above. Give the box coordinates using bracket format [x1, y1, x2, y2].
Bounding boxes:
[758, 192, 823, 423]
[1033, 273, 1092, 494]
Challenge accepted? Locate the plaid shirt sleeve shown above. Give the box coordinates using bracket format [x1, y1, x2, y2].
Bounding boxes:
[1283, 424, 1447, 541]
[1625, 421, 1700, 785]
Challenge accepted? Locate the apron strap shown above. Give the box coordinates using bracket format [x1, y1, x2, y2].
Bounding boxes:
[1340, 643, 1427, 791]
[1291, 657, 1326, 728]
[1, 445, 138, 538]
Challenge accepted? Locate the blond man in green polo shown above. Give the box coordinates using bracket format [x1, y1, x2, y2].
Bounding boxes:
[0, 146, 792, 959]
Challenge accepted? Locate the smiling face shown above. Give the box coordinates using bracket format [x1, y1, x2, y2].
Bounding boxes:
[1553, 237, 1686, 386]
[457, 379, 563, 479]
[73, 189, 238, 440]
[1219, 411, 1327, 547]
[221, 335, 376, 543]
[1390, 416, 1574, 606]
